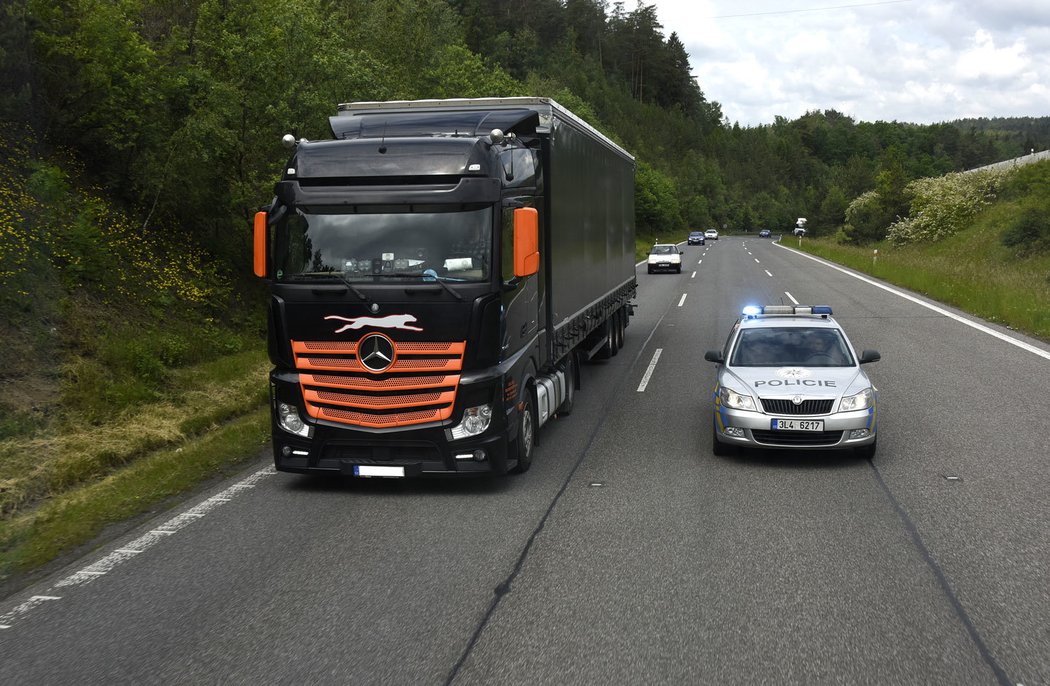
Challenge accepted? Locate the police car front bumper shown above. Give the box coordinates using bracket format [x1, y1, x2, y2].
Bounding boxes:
[715, 406, 876, 450]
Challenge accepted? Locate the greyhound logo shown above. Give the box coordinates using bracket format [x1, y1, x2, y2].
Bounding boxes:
[358, 333, 396, 373]
[325, 314, 423, 334]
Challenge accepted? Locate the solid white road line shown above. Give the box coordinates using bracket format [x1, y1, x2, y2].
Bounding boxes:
[777, 245, 1050, 361]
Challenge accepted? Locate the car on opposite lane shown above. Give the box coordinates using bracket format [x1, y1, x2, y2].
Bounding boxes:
[758, 229, 771, 238]
[688, 231, 706, 245]
[705, 229, 719, 240]
[647, 243, 683, 274]
[704, 305, 880, 458]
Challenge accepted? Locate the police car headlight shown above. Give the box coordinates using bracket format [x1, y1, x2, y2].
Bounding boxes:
[839, 388, 874, 412]
[719, 386, 757, 411]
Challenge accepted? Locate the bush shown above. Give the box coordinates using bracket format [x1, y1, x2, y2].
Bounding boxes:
[887, 170, 1005, 245]
[1001, 200, 1050, 256]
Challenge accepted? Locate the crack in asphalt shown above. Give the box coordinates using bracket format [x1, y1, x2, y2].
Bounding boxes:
[867, 459, 1013, 686]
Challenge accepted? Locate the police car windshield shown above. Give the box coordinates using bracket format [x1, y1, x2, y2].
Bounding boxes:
[731, 327, 855, 367]
[652, 245, 676, 254]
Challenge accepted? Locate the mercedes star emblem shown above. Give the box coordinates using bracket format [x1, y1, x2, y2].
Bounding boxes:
[358, 333, 395, 373]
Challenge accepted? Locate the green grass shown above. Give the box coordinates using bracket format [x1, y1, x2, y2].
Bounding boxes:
[0, 407, 271, 583]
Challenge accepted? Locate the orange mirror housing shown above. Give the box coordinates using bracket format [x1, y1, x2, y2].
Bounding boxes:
[253, 211, 268, 278]
[513, 207, 539, 278]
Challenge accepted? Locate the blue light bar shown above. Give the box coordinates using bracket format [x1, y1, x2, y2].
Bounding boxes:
[742, 305, 834, 318]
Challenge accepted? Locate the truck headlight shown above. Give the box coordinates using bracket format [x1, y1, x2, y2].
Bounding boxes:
[277, 402, 313, 438]
[719, 386, 756, 411]
[839, 388, 874, 412]
[450, 404, 493, 439]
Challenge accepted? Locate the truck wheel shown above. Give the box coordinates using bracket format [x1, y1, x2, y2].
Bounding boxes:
[616, 309, 626, 350]
[558, 354, 577, 417]
[593, 319, 615, 360]
[511, 390, 536, 474]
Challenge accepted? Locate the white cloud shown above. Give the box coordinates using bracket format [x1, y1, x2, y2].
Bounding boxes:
[649, 0, 1050, 125]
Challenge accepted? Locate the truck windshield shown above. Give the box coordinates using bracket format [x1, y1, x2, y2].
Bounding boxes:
[273, 205, 492, 283]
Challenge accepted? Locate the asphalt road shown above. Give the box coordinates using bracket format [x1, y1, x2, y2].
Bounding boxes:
[3, 236, 1049, 685]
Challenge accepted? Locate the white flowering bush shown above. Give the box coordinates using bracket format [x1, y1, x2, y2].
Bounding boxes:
[887, 170, 1006, 245]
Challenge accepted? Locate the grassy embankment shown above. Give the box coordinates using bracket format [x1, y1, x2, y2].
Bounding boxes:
[0, 126, 272, 591]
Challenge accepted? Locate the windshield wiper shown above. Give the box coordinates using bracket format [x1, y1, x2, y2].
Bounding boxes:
[422, 269, 464, 301]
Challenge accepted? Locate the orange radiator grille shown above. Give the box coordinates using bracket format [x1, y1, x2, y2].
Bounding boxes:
[292, 340, 466, 429]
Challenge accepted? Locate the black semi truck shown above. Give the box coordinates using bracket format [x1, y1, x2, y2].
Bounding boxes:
[253, 97, 636, 477]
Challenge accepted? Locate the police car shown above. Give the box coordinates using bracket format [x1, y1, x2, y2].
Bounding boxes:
[704, 305, 880, 458]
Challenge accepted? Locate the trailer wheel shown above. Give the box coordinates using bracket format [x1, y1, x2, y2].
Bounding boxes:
[558, 353, 577, 417]
[593, 319, 615, 360]
[511, 389, 536, 474]
[615, 308, 626, 350]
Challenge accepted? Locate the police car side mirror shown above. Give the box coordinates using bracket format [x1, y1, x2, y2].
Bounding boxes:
[704, 350, 724, 363]
[859, 350, 881, 364]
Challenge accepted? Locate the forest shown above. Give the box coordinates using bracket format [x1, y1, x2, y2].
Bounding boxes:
[1, 0, 1048, 431]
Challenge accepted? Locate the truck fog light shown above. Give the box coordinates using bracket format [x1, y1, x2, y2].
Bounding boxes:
[724, 427, 745, 438]
[450, 404, 493, 439]
[278, 402, 313, 438]
[849, 429, 871, 440]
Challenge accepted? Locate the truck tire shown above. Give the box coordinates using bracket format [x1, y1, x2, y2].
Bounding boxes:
[593, 319, 615, 360]
[511, 389, 537, 474]
[615, 308, 626, 350]
[558, 353, 577, 417]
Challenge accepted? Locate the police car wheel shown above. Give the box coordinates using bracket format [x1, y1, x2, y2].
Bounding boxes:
[712, 422, 736, 457]
[854, 437, 877, 460]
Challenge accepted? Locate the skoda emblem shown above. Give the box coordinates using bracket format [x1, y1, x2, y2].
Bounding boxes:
[792, 395, 804, 405]
[358, 333, 395, 373]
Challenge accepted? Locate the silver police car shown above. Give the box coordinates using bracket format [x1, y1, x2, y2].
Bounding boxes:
[704, 305, 880, 458]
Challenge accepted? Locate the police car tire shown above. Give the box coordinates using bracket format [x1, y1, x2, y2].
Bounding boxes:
[854, 437, 877, 460]
[712, 423, 736, 457]
[647, 266, 653, 274]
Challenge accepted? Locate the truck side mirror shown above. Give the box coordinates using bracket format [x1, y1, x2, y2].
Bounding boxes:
[253, 211, 268, 278]
[513, 207, 539, 277]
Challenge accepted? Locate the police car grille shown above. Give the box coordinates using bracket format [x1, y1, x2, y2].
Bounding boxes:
[760, 398, 834, 415]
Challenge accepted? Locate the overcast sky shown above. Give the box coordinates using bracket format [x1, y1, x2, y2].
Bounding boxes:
[649, 0, 1050, 127]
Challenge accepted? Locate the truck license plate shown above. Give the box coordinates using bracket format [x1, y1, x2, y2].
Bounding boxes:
[771, 419, 824, 432]
[353, 465, 405, 478]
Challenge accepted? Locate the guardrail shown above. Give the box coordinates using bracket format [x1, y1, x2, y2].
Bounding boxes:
[964, 149, 1050, 174]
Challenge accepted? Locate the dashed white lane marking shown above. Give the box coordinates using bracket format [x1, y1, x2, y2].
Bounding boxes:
[1, 466, 277, 630]
[754, 258, 760, 264]
[691, 271, 697, 278]
[637, 348, 663, 392]
[698, 259, 702, 265]
[678, 293, 687, 307]
[785, 291, 799, 304]
[765, 270, 773, 277]
[778, 245, 1050, 361]
[0, 596, 62, 630]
